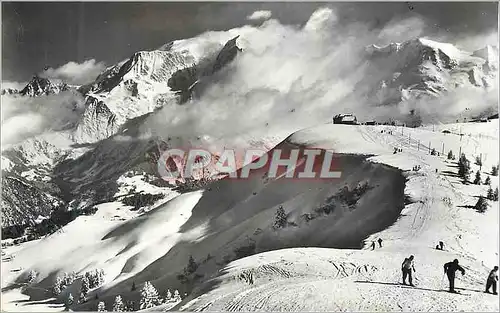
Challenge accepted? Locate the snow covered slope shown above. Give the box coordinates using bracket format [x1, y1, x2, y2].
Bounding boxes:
[2, 121, 498, 312]
[178, 122, 499, 312]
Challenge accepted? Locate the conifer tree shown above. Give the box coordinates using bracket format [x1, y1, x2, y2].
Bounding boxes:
[139, 281, 161, 309]
[492, 165, 499, 176]
[447, 150, 454, 160]
[173, 289, 182, 302]
[97, 301, 107, 312]
[186, 256, 198, 274]
[474, 195, 488, 213]
[487, 186, 494, 200]
[458, 154, 471, 181]
[53, 276, 63, 295]
[473, 170, 482, 185]
[273, 206, 287, 229]
[81, 275, 90, 296]
[112, 295, 125, 312]
[66, 293, 74, 307]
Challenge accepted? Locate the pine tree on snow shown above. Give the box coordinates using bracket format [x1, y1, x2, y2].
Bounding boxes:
[84, 271, 93, 288]
[97, 301, 107, 312]
[474, 195, 488, 213]
[79, 292, 86, 304]
[494, 187, 499, 201]
[112, 295, 125, 312]
[66, 293, 74, 307]
[139, 281, 161, 309]
[63, 272, 76, 287]
[173, 290, 182, 302]
[485, 176, 491, 185]
[88, 270, 98, 288]
[273, 206, 287, 229]
[492, 165, 499, 176]
[125, 300, 135, 312]
[458, 154, 471, 181]
[473, 170, 482, 185]
[475, 155, 483, 167]
[447, 150, 454, 160]
[487, 186, 494, 200]
[81, 275, 90, 296]
[28, 270, 37, 284]
[53, 276, 63, 295]
[98, 269, 105, 285]
[165, 289, 172, 301]
[186, 256, 198, 274]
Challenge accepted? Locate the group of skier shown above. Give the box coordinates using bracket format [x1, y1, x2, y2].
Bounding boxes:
[401, 255, 498, 295]
[370, 238, 383, 250]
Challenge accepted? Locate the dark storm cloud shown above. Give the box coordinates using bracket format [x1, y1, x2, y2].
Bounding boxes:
[2, 2, 498, 83]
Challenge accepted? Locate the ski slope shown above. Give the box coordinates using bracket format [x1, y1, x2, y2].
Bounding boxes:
[179, 122, 499, 312]
[1, 121, 498, 312]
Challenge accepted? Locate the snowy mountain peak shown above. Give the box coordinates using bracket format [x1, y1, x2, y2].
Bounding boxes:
[364, 37, 498, 106]
[19, 75, 69, 97]
[368, 37, 466, 65]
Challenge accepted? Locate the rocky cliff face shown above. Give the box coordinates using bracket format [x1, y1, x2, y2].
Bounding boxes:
[19, 76, 70, 96]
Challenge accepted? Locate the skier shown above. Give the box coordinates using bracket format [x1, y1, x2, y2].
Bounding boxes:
[443, 259, 465, 293]
[439, 241, 444, 251]
[485, 266, 498, 295]
[401, 255, 416, 286]
[371, 241, 376, 250]
[378, 238, 383, 248]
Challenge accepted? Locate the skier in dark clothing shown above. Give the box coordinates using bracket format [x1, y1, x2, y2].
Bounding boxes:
[378, 238, 383, 248]
[371, 241, 376, 250]
[485, 266, 498, 295]
[444, 259, 465, 293]
[402, 255, 416, 286]
[439, 241, 444, 250]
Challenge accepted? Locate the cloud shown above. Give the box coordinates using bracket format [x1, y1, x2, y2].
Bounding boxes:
[247, 10, 272, 21]
[141, 6, 497, 157]
[377, 16, 426, 44]
[39, 59, 106, 85]
[1, 90, 86, 149]
[1, 81, 28, 91]
[454, 31, 499, 51]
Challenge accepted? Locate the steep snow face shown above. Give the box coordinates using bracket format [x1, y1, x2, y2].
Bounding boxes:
[366, 38, 496, 104]
[74, 50, 195, 144]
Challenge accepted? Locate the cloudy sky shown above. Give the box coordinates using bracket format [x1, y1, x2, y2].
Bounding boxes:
[2, 2, 498, 83]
